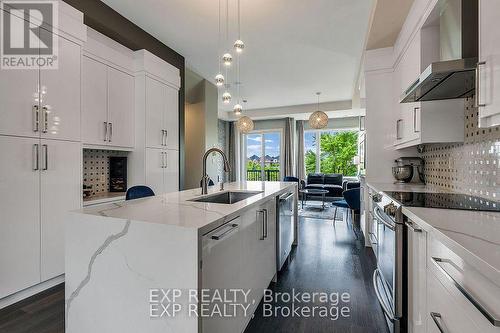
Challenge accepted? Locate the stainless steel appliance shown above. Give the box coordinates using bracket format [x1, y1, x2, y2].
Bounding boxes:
[277, 192, 295, 271]
[400, 0, 478, 103]
[393, 157, 425, 184]
[371, 192, 406, 333]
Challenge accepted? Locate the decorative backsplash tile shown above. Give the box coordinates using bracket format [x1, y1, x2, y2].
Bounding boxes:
[422, 96, 500, 200]
[217, 119, 229, 182]
[83, 149, 128, 196]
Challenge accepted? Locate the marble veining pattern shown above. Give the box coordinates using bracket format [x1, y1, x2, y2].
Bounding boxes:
[65, 219, 131, 328]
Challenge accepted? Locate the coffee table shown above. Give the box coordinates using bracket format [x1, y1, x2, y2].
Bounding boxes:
[299, 189, 329, 210]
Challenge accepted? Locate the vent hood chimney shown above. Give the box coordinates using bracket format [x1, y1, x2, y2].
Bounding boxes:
[400, 0, 478, 103]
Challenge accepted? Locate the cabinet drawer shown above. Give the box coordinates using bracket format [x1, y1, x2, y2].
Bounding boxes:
[428, 235, 500, 331]
[427, 269, 480, 333]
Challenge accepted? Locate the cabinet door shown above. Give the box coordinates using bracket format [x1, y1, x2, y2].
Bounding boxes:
[0, 136, 41, 298]
[108, 67, 135, 148]
[82, 56, 108, 145]
[478, 0, 500, 127]
[39, 30, 81, 141]
[407, 220, 427, 333]
[163, 149, 179, 193]
[145, 148, 164, 194]
[40, 139, 81, 280]
[164, 85, 179, 150]
[145, 77, 166, 149]
[201, 218, 244, 333]
[0, 13, 39, 138]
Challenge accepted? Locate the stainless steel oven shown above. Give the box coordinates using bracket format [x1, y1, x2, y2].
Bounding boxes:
[371, 192, 405, 333]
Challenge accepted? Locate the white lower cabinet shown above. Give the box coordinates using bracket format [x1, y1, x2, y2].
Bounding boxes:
[0, 136, 81, 298]
[40, 140, 81, 280]
[145, 148, 179, 195]
[201, 200, 277, 333]
[426, 269, 480, 333]
[0, 136, 41, 298]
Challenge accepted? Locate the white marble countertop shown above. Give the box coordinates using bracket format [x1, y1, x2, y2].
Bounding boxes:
[366, 181, 500, 275]
[79, 181, 296, 233]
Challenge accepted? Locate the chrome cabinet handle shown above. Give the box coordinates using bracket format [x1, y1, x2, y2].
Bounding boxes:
[430, 312, 448, 333]
[160, 152, 166, 168]
[258, 210, 265, 240]
[33, 105, 39, 132]
[164, 151, 168, 169]
[164, 129, 168, 146]
[476, 61, 486, 108]
[405, 221, 422, 232]
[33, 144, 39, 171]
[396, 119, 403, 140]
[211, 223, 239, 240]
[263, 208, 268, 238]
[373, 206, 395, 231]
[432, 257, 500, 326]
[161, 130, 165, 146]
[413, 107, 420, 133]
[42, 144, 48, 170]
[108, 123, 112, 142]
[373, 269, 395, 321]
[104, 122, 108, 141]
[42, 106, 48, 133]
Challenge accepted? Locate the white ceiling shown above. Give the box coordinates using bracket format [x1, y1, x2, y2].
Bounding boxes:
[101, 0, 374, 112]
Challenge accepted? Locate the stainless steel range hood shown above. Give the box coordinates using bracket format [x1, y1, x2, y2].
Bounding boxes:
[400, 0, 478, 103]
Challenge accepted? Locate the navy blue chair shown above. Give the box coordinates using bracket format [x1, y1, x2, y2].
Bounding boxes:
[283, 176, 305, 189]
[331, 187, 360, 228]
[126, 185, 155, 201]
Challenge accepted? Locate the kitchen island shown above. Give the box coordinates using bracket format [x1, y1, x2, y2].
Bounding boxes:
[65, 181, 298, 333]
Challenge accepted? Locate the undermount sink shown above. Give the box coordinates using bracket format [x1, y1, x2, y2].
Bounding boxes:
[190, 191, 263, 204]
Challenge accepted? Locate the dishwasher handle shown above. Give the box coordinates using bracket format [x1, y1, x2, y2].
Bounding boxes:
[279, 192, 294, 202]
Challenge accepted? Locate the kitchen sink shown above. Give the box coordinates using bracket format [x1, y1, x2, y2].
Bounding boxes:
[190, 191, 262, 204]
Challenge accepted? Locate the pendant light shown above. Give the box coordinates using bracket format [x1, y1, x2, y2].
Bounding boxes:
[222, 0, 232, 67]
[237, 116, 254, 133]
[214, 0, 224, 86]
[309, 92, 328, 129]
[222, 90, 232, 104]
[233, 0, 245, 53]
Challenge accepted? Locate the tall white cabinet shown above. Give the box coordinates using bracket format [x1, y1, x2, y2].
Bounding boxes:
[130, 50, 181, 194]
[0, 3, 85, 301]
[478, 0, 500, 127]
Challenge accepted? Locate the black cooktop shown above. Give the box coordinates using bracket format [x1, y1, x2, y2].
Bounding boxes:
[384, 191, 500, 212]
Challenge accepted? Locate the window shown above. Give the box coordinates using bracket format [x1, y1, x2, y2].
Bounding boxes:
[244, 131, 282, 181]
[304, 129, 358, 176]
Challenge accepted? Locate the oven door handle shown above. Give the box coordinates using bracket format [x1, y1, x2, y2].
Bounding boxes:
[373, 268, 396, 322]
[373, 206, 395, 231]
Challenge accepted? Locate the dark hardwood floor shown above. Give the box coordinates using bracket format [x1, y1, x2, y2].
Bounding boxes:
[0, 284, 64, 333]
[0, 214, 387, 333]
[245, 216, 389, 333]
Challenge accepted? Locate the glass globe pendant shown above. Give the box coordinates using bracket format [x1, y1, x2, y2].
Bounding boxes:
[222, 91, 232, 104]
[237, 116, 254, 133]
[233, 103, 242, 115]
[215, 74, 225, 86]
[222, 53, 232, 66]
[234, 39, 245, 53]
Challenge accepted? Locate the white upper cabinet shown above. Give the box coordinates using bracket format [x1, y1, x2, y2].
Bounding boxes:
[478, 0, 500, 127]
[165, 85, 179, 150]
[82, 28, 135, 149]
[107, 67, 135, 147]
[145, 77, 167, 149]
[394, 20, 465, 149]
[39, 30, 81, 141]
[0, 10, 82, 141]
[82, 56, 108, 145]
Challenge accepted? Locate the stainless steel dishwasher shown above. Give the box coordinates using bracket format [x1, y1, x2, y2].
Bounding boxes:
[277, 192, 294, 271]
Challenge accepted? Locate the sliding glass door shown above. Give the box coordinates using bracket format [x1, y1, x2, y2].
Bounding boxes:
[244, 131, 282, 181]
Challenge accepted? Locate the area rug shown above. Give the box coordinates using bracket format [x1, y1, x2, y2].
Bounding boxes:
[299, 202, 344, 221]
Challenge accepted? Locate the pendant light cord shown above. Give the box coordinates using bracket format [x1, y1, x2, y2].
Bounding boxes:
[226, 0, 229, 44]
[238, 0, 241, 39]
[218, 0, 221, 72]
